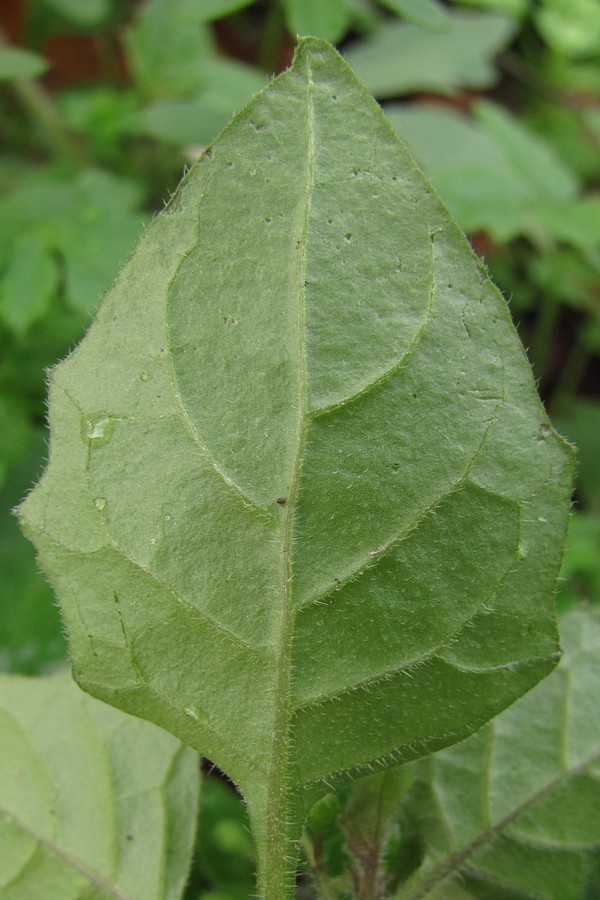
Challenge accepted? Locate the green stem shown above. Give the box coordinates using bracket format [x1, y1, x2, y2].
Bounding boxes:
[247, 787, 301, 899]
[0, 26, 86, 167]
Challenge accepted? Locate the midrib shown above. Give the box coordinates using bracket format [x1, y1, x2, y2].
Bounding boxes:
[264, 60, 316, 873]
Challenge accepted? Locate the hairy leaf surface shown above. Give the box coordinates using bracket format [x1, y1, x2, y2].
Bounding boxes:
[397, 608, 600, 899]
[0, 673, 198, 899]
[19, 39, 573, 895]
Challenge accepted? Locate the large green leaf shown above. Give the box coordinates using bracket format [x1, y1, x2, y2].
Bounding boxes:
[396, 607, 600, 899]
[20, 39, 573, 897]
[0, 672, 198, 899]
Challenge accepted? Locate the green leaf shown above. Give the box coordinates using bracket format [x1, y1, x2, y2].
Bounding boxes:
[343, 12, 515, 97]
[340, 768, 413, 896]
[133, 58, 267, 147]
[40, 0, 111, 26]
[0, 231, 58, 335]
[378, 0, 451, 30]
[535, 0, 600, 58]
[452, 0, 527, 17]
[0, 671, 199, 899]
[123, 0, 215, 99]
[0, 169, 146, 316]
[557, 512, 600, 612]
[281, 0, 353, 41]
[386, 101, 580, 242]
[195, 0, 255, 21]
[20, 39, 573, 897]
[0, 47, 48, 81]
[396, 607, 600, 899]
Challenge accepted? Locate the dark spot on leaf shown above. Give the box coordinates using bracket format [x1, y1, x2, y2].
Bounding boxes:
[276, 498, 287, 505]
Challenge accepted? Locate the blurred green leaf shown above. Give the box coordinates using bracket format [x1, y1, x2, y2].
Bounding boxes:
[387, 100, 581, 242]
[557, 512, 600, 612]
[192, 777, 255, 899]
[0, 231, 58, 335]
[196, 0, 255, 21]
[40, 0, 111, 26]
[475, 100, 579, 204]
[451, 0, 528, 17]
[344, 12, 515, 98]
[281, 0, 353, 41]
[397, 607, 600, 899]
[0, 670, 199, 898]
[0, 47, 48, 81]
[0, 169, 146, 316]
[340, 768, 413, 896]
[538, 197, 600, 251]
[124, 0, 215, 99]
[535, 0, 600, 58]
[378, 0, 451, 29]
[133, 58, 267, 147]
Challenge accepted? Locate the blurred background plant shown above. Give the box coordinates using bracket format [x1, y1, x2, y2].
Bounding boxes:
[1, 0, 599, 896]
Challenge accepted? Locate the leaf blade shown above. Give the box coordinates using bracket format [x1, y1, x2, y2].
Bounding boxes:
[19, 38, 573, 896]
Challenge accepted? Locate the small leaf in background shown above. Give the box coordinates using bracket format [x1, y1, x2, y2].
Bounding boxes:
[538, 196, 600, 252]
[535, 0, 600, 58]
[378, 0, 451, 30]
[343, 12, 515, 98]
[52, 170, 147, 315]
[123, 0, 215, 100]
[0, 231, 58, 335]
[0, 672, 199, 899]
[19, 39, 573, 896]
[133, 58, 267, 148]
[0, 46, 48, 81]
[397, 607, 600, 899]
[0, 169, 146, 317]
[387, 100, 582, 243]
[340, 768, 413, 897]
[281, 0, 353, 41]
[40, 0, 111, 27]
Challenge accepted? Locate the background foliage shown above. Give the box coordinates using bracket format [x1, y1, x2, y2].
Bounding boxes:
[1, 0, 599, 896]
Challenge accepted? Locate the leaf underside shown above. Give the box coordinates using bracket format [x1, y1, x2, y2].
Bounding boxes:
[400, 607, 600, 900]
[20, 37, 573, 889]
[0, 672, 198, 900]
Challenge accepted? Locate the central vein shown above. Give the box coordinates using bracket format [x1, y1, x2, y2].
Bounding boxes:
[262, 59, 316, 894]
